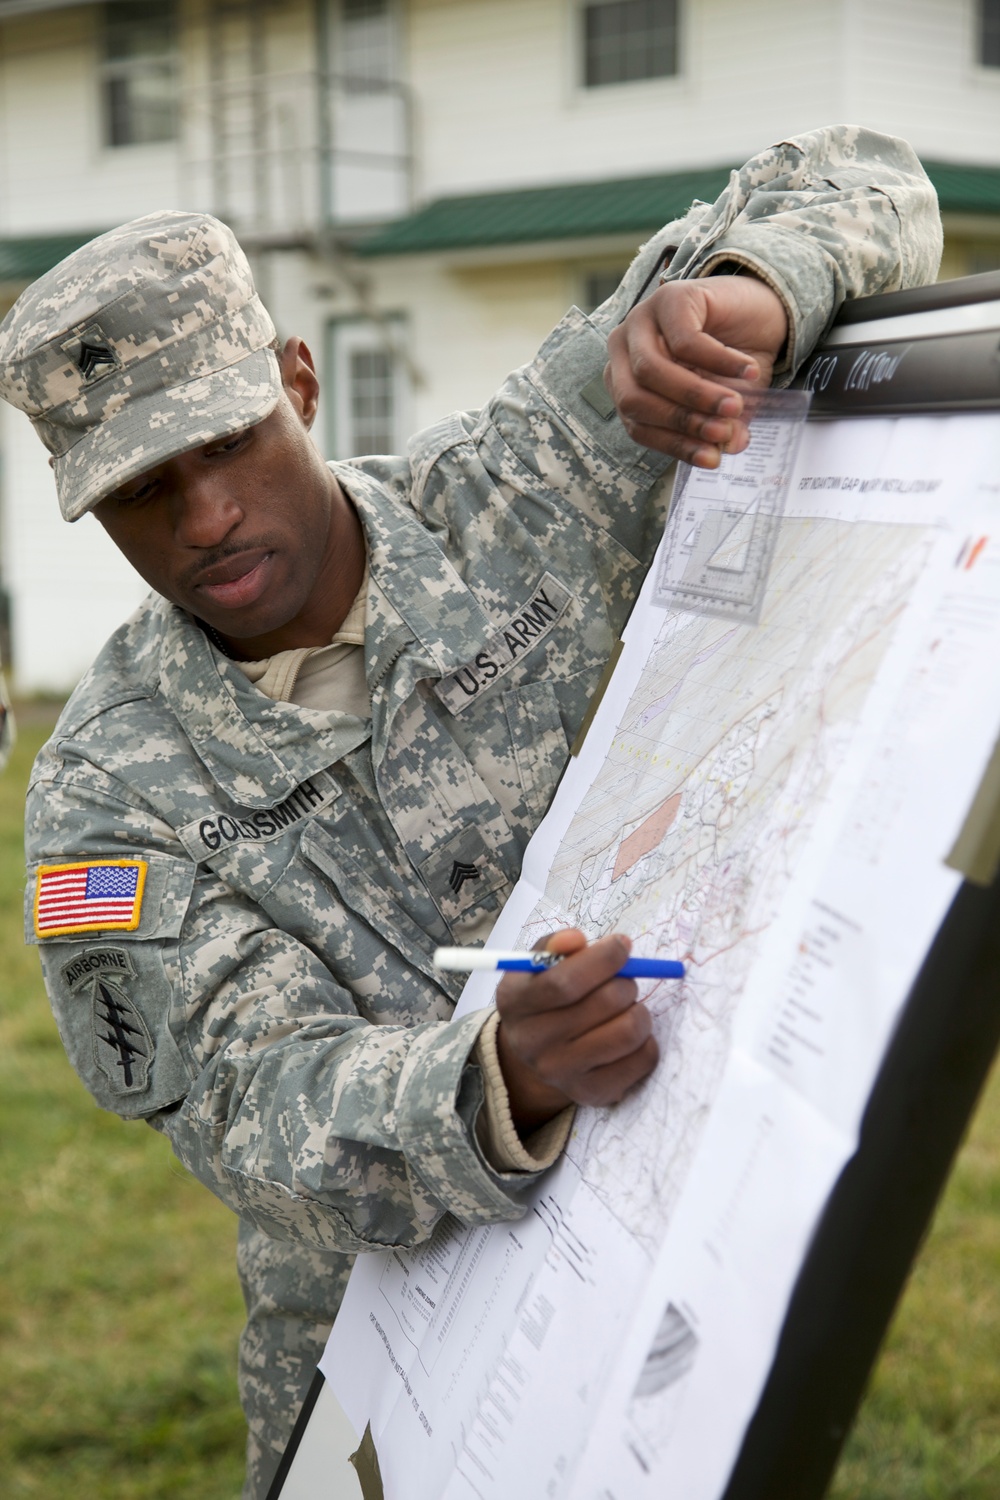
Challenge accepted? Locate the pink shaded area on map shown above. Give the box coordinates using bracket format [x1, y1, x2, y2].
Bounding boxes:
[613, 792, 682, 881]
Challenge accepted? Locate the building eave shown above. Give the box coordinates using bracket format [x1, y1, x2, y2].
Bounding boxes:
[926, 159, 1000, 216]
[0, 228, 106, 285]
[0, 0, 93, 18]
[354, 167, 735, 258]
[356, 159, 1000, 259]
[2, 159, 998, 289]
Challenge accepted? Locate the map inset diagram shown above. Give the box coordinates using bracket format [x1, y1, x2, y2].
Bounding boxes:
[655, 389, 811, 623]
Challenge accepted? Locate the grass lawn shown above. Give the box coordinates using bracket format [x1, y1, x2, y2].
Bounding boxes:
[0, 714, 247, 1499]
[1, 713, 997, 1498]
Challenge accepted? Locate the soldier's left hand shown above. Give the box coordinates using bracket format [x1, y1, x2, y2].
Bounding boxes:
[604, 275, 789, 468]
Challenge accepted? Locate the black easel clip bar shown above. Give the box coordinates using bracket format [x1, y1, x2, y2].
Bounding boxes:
[794, 327, 1000, 416]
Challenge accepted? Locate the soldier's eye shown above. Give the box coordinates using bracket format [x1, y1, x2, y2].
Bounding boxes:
[115, 478, 158, 506]
[208, 429, 250, 456]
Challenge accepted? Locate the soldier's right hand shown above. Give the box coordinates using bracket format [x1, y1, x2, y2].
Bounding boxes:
[494, 928, 659, 1131]
[603, 275, 788, 468]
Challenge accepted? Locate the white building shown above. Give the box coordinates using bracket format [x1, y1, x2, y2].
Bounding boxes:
[1, 0, 999, 692]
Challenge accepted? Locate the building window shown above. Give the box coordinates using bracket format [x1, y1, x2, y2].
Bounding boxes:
[582, 0, 679, 88]
[981, 1, 1000, 67]
[341, 0, 395, 92]
[581, 267, 628, 312]
[348, 349, 395, 452]
[328, 318, 409, 458]
[101, 0, 179, 147]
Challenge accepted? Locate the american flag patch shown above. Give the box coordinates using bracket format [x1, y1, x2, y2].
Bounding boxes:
[34, 860, 147, 939]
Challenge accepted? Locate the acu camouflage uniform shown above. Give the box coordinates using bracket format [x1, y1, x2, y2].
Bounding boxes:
[14, 127, 941, 1497]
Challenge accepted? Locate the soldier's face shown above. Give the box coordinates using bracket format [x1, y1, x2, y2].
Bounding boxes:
[93, 340, 364, 657]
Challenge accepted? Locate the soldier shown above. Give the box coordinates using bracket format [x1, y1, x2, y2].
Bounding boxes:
[0, 126, 941, 1497]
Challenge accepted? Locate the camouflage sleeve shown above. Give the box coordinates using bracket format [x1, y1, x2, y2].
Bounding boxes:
[590, 124, 942, 379]
[25, 769, 542, 1254]
[460, 126, 939, 588]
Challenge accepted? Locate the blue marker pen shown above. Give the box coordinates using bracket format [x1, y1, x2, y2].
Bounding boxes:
[433, 947, 685, 980]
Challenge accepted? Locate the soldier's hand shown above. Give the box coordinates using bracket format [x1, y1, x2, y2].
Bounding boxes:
[495, 928, 659, 1131]
[604, 276, 789, 468]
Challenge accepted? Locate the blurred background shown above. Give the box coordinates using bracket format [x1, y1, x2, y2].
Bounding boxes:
[1, 0, 1000, 692]
[0, 6, 999, 1497]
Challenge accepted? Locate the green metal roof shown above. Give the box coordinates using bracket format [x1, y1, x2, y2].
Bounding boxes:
[357, 158, 1000, 258]
[924, 159, 1000, 216]
[0, 229, 105, 283]
[0, 0, 93, 16]
[356, 168, 734, 256]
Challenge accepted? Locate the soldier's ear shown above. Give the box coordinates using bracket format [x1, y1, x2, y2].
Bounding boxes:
[278, 337, 320, 431]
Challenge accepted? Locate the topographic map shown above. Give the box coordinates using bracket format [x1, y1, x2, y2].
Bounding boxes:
[525, 515, 930, 1257]
[327, 410, 1000, 1500]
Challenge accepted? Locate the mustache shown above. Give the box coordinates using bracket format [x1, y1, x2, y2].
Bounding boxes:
[179, 539, 274, 591]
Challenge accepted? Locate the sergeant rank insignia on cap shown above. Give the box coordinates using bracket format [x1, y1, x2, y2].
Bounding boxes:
[76, 341, 118, 380]
[62, 327, 121, 383]
[34, 860, 147, 939]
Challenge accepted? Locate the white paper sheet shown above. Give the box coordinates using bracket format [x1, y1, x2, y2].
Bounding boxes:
[323, 413, 1000, 1500]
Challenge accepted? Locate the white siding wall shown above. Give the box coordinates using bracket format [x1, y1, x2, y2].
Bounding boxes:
[0, 403, 148, 693]
[409, 0, 842, 195]
[844, 0, 1000, 165]
[181, 0, 321, 236]
[408, 0, 1000, 197]
[363, 253, 578, 430]
[0, 7, 181, 233]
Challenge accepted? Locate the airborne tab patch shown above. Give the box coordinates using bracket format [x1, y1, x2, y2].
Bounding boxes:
[34, 860, 147, 939]
[434, 572, 573, 715]
[61, 946, 137, 988]
[61, 947, 152, 1096]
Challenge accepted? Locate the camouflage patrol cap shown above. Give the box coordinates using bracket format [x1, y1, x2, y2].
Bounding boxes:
[0, 210, 280, 520]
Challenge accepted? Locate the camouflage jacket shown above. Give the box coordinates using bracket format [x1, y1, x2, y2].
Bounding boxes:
[24, 127, 942, 1256]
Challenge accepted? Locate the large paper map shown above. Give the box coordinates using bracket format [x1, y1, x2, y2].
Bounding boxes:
[529, 508, 930, 1259]
[325, 411, 1000, 1500]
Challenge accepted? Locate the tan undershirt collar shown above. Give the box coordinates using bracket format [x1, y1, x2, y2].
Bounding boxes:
[235, 568, 370, 712]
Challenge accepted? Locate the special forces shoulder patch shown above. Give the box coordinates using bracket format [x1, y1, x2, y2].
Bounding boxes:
[34, 859, 147, 939]
[61, 947, 152, 1096]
